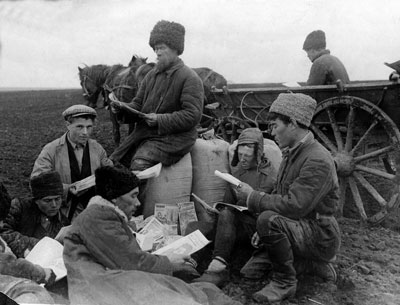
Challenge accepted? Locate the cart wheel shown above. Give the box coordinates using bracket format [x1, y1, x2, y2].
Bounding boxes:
[311, 96, 400, 224]
[215, 116, 252, 143]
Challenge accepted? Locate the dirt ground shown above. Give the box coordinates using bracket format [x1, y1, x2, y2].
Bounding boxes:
[0, 89, 399, 305]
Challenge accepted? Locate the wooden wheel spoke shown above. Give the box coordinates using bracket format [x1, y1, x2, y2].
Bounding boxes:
[338, 177, 347, 216]
[353, 172, 387, 207]
[348, 177, 368, 220]
[327, 108, 344, 151]
[310, 125, 338, 153]
[355, 164, 396, 180]
[344, 106, 355, 152]
[350, 120, 378, 154]
[354, 146, 394, 163]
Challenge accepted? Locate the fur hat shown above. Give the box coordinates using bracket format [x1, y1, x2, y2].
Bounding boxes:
[95, 165, 140, 201]
[303, 30, 326, 51]
[0, 182, 11, 221]
[231, 128, 264, 167]
[149, 20, 185, 55]
[269, 93, 317, 127]
[30, 171, 63, 200]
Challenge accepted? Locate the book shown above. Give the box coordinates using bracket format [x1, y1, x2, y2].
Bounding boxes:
[154, 204, 179, 235]
[71, 163, 162, 193]
[177, 202, 198, 235]
[152, 230, 210, 259]
[109, 92, 146, 118]
[214, 170, 241, 187]
[25, 237, 67, 282]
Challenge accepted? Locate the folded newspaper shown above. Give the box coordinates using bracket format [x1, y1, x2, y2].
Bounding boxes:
[109, 92, 146, 117]
[192, 193, 248, 213]
[71, 163, 162, 193]
[152, 230, 210, 259]
[214, 170, 241, 187]
[25, 237, 67, 282]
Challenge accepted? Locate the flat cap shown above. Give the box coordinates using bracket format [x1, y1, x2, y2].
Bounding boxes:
[62, 104, 97, 120]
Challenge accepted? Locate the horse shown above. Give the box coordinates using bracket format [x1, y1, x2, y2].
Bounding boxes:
[78, 56, 147, 146]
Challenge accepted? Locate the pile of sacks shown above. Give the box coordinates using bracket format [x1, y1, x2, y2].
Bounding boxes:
[141, 137, 282, 220]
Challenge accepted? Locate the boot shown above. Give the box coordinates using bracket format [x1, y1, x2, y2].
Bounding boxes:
[252, 233, 297, 304]
[295, 259, 337, 283]
[192, 257, 229, 288]
[240, 247, 273, 280]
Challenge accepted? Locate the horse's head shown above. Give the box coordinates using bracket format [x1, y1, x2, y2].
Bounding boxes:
[135, 63, 155, 88]
[128, 55, 148, 72]
[192, 67, 227, 104]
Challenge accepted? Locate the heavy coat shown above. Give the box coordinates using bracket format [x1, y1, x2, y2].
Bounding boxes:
[307, 49, 350, 85]
[31, 133, 113, 197]
[248, 132, 340, 259]
[111, 58, 204, 166]
[0, 198, 69, 258]
[63, 196, 240, 305]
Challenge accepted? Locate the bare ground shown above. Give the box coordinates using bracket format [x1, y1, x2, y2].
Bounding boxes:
[0, 89, 399, 305]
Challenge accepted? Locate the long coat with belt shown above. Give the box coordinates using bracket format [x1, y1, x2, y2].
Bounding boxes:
[110, 58, 204, 167]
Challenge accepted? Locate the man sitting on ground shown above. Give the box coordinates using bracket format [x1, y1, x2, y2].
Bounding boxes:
[0, 171, 69, 259]
[236, 93, 340, 304]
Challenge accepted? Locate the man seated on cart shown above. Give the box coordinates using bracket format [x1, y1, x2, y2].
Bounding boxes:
[236, 93, 341, 304]
[187, 128, 277, 287]
[303, 30, 350, 86]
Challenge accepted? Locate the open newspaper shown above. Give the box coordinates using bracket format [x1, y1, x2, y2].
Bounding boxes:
[152, 230, 210, 259]
[192, 193, 248, 213]
[71, 162, 162, 193]
[25, 237, 67, 282]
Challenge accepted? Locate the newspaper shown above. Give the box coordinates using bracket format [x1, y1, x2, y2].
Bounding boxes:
[214, 170, 241, 187]
[154, 204, 179, 235]
[152, 230, 210, 259]
[213, 202, 248, 212]
[138, 216, 165, 243]
[25, 237, 67, 281]
[109, 92, 146, 117]
[71, 163, 162, 193]
[177, 202, 198, 235]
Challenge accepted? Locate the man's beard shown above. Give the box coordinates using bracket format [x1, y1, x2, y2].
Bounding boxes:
[156, 56, 174, 72]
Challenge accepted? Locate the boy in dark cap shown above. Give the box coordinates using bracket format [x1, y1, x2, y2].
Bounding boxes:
[303, 30, 350, 85]
[0, 171, 69, 258]
[236, 93, 340, 303]
[31, 104, 113, 220]
[110, 20, 204, 172]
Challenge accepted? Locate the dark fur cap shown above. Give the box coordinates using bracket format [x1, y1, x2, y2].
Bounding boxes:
[303, 30, 326, 51]
[0, 182, 11, 221]
[30, 171, 63, 200]
[95, 165, 140, 201]
[149, 20, 185, 55]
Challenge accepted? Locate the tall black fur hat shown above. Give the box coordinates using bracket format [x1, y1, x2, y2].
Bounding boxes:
[95, 165, 140, 201]
[149, 20, 185, 55]
[303, 30, 326, 51]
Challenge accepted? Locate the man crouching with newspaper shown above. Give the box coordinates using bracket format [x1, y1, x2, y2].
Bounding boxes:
[63, 165, 240, 305]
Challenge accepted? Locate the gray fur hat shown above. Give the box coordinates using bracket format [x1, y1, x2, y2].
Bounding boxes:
[269, 93, 317, 127]
[149, 20, 185, 55]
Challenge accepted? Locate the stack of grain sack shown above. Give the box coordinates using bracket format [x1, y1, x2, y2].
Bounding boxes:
[141, 136, 282, 222]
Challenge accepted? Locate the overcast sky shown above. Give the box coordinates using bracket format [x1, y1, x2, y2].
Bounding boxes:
[0, 0, 399, 88]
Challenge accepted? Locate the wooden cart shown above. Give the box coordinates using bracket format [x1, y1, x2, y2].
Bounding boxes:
[205, 80, 400, 224]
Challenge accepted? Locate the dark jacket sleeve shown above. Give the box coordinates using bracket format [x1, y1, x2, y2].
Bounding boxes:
[247, 156, 336, 219]
[307, 61, 327, 85]
[157, 73, 204, 135]
[78, 209, 174, 276]
[0, 199, 39, 258]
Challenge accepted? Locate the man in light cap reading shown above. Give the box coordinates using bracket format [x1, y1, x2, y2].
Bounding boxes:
[236, 93, 340, 303]
[303, 30, 349, 86]
[110, 20, 204, 172]
[31, 104, 113, 220]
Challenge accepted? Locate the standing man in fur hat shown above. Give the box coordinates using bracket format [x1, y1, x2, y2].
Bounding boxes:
[0, 171, 70, 259]
[110, 20, 204, 172]
[303, 30, 350, 86]
[236, 93, 340, 304]
[31, 104, 113, 220]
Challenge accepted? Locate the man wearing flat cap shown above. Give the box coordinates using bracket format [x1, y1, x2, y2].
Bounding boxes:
[236, 93, 340, 303]
[110, 20, 204, 172]
[31, 105, 113, 219]
[0, 171, 69, 260]
[303, 30, 349, 86]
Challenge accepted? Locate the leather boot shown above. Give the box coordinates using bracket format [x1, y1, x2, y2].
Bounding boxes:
[252, 233, 297, 304]
[295, 258, 337, 283]
[240, 247, 273, 280]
